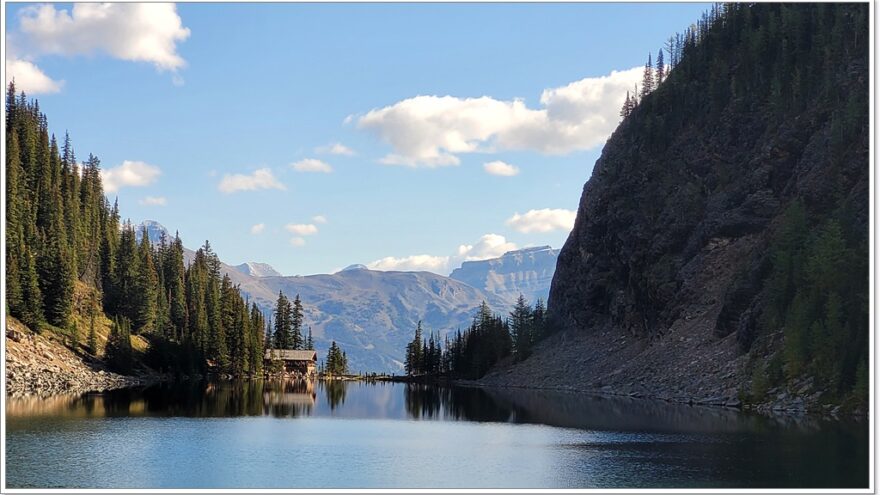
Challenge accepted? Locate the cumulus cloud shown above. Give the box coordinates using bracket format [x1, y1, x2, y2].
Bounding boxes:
[5, 57, 63, 94]
[250, 223, 265, 235]
[139, 195, 166, 206]
[17, 3, 190, 72]
[101, 160, 161, 193]
[367, 254, 451, 273]
[457, 234, 518, 261]
[316, 143, 355, 156]
[218, 168, 285, 193]
[289, 237, 306, 247]
[291, 158, 333, 173]
[312, 215, 328, 224]
[483, 160, 519, 177]
[506, 208, 577, 234]
[355, 67, 642, 166]
[367, 233, 518, 275]
[285, 223, 318, 236]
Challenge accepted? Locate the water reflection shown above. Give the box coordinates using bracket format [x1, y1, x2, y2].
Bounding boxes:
[323, 380, 347, 411]
[6, 380, 869, 489]
[7, 379, 858, 435]
[404, 384, 512, 422]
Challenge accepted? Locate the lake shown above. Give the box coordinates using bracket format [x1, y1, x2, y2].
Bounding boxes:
[5, 380, 868, 489]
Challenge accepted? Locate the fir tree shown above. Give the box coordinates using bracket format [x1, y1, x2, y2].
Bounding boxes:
[510, 294, 532, 361]
[641, 52, 655, 99]
[656, 49, 666, 84]
[88, 310, 98, 355]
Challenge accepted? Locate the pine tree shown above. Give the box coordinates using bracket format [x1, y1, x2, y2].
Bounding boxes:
[405, 321, 424, 375]
[18, 245, 44, 330]
[620, 92, 633, 118]
[641, 52, 655, 99]
[306, 327, 314, 350]
[656, 49, 666, 84]
[88, 310, 98, 355]
[291, 294, 304, 349]
[510, 294, 532, 361]
[133, 227, 158, 332]
[273, 291, 291, 349]
[106, 317, 133, 374]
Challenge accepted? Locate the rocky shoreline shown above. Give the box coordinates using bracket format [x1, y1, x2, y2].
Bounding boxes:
[6, 323, 157, 399]
[475, 329, 863, 420]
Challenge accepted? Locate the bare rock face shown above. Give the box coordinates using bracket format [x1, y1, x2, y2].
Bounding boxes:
[494, 4, 870, 407]
[5, 318, 149, 398]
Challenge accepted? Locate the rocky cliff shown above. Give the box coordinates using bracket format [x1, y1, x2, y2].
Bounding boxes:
[450, 246, 558, 305]
[482, 3, 868, 413]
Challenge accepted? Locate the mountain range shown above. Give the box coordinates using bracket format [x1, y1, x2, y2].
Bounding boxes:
[135, 221, 558, 372]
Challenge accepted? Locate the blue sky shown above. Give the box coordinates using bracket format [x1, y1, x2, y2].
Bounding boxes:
[5, 3, 710, 276]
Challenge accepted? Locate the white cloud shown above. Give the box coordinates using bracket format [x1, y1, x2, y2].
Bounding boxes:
[316, 143, 355, 156]
[285, 223, 318, 236]
[355, 66, 642, 167]
[250, 223, 265, 235]
[289, 237, 306, 247]
[291, 158, 333, 174]
[456, 234, 518, 261]
[139, 195, 166, 206]
[506, 208, 577, 234]
[483, 160, 519, 177]
[17, 3, 190, 72]
[5, 57, 63, 94]
[367, 254, 451, 273]
[312, 215, 328, 224]
[218, 168, 285, 194]
[367, 233, 518, 275]
[101, 160, 161, 193]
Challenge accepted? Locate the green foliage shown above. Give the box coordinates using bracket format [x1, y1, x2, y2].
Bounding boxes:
[404, 297, 550, 379]
[87, 312, 98, 356]
[763, 202, 868, 401]
[325, 341, 348, 375]
[105, 317, 133, 374]
[510, 295, 532, 361]
[5, 83, 273, 377]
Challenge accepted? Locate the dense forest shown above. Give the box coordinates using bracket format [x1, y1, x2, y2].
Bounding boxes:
[404, 297, 547, 380]
[546, 2, 868, 407]
[5, 82, 267, 376]
[628, 2, 868, 404]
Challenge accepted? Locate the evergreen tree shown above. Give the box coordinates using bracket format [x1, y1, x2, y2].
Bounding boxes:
[405, 321, 424, 375]
[641, 52, 655, 99]
[133, 227, 158, 332]
[306, 327, 314, 350]
[88, 310, 98, 355]
[105, 317, 133, 374]
[273, 291, 291, 349]
[510, 294, 532, 361]
[291, 294, 304, 349]
[656, 49, 666, 84]
[326, 341, 348, 375]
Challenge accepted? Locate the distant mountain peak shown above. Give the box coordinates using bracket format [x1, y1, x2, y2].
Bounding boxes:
[450, 246, 558, 304]
[234, 262, 282, 278]
[134, 220, 172, 245]
[340, 264, 369, 272]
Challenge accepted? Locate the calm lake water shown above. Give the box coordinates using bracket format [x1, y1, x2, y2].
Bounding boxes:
[5, 380, 868, 489]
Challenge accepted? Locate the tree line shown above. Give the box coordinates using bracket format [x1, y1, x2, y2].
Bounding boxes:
[404, 298, 549, 380]
[6, 82, 266, 376]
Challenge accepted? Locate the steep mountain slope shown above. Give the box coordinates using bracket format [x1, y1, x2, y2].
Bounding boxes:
[482, 4, 868, 411]
[450, 246, 558, 305]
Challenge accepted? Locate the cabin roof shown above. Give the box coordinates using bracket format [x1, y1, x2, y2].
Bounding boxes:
[264, 349, 318, 362]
